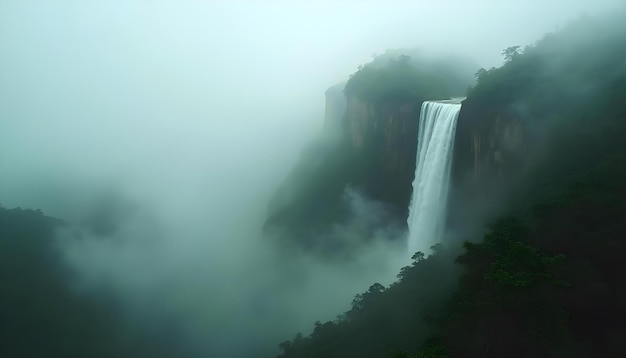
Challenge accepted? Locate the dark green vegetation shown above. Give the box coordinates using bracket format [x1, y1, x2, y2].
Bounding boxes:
[276, 12, 626, 358]
[344, 51, 473, 106]
[0, 207, 187, 358]
[264, 50, 475, 254]
[276, 244, 462, 358]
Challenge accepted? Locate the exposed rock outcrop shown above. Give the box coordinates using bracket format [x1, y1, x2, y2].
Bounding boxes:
[448, 102, 531, 231]
[343, 96, 421, 220]
[324, 83, 347, 129]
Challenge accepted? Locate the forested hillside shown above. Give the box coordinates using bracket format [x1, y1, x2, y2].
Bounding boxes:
[275, 12, 626, 358]
[0, 207, 187, 358]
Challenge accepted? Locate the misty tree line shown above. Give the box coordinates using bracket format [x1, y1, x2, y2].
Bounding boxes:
[0, 207, 191, 357]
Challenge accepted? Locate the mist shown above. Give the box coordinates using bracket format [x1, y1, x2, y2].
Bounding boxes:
[0, 0, 622, 357]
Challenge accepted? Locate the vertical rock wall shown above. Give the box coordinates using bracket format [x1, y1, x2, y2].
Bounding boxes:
[448, 102, 530, 231]
[343, 95, 422, 220]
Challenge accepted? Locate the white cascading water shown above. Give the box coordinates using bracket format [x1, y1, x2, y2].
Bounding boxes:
[407, 100, 463, 256]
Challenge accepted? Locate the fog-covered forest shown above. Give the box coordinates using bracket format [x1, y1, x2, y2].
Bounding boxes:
[1, 1, 625, 357]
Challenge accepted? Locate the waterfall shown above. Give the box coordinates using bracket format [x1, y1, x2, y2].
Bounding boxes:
[407, 100, 462, 256]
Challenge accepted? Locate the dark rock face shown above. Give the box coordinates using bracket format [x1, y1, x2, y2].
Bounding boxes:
[343, 96, 421, 222]
[342, 94, 534, 232]
[342, 92, 534, 234]
[263, 89, 423, 253]
[448, 101, 531, 232]
[324, 83, 347, 130]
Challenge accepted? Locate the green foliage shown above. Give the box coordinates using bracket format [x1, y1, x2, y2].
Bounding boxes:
[484, 241, 566, 290]
[456, 217, 567, 293]
[411, 251, 425, 263]
[438, 154, 626, 357]
[276, 245, 461, 358]
[275, 148, 626, 356]
[344, 53, 464, 106]
[501, 45, 522, 62]
[468, 11, 626, 114]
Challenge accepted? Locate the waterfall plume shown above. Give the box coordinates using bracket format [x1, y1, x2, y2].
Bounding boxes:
[407, 100, 462, 256]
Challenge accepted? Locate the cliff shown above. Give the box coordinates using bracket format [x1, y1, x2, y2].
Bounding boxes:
[323, 83, 347, 130]
[343, 96, 420, 220]
[264, 50, 477, 252]
[448, 101, 531, 230]
[265, 80, 535, 253]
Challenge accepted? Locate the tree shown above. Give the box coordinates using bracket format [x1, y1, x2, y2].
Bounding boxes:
[430, 243, 443, 255]
[412, 251, 425, 263]
[502, 45, 522, 62]
[475, 68, 488, 81]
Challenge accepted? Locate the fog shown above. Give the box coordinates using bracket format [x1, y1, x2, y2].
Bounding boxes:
[0, 0, 621, 357]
